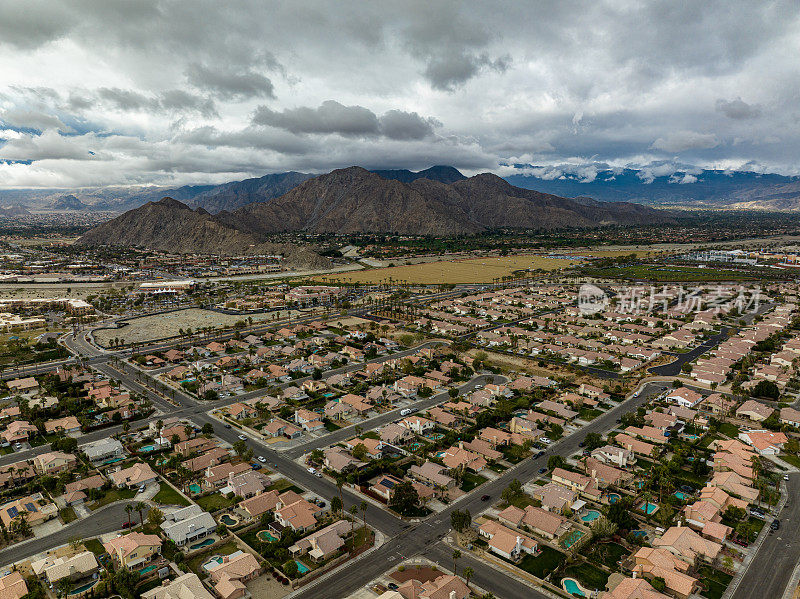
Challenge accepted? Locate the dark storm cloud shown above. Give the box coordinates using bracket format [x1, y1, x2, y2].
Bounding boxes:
[716, 98, 762, 120]
[186, 64, 276, 101]
[252, 101, 438, 140]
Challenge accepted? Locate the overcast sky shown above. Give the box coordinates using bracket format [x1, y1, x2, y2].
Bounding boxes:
[1, 0, 799, 189]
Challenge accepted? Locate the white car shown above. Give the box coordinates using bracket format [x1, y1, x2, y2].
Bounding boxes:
[237, 434, 247, 441]
[307, 467, 317, 475]
[258, 456, 267, 463]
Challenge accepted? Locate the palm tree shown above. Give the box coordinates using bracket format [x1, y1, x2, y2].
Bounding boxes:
[55, 577, 73, 599]
[359, 500, 367, 534]
[134, 501, 147, 527]
[463, 566, 474, 588]
[452, 549, 461, 576]
[125, 504, 134, 528]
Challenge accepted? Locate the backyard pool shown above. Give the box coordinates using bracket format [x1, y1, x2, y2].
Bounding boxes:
[189, 484, 202, 494]
[139, 445, 156, 453]
[581, 510, 601, 523]
[607, 493, 621, 504]
[257, 530, 279, 542]
[674, 491, 687, 501]
[631, 530, 647, 539]
[138, 564, 158, 576]
[435, 451, 446, 458]
[190, 538, 215, 550]
[220, 514, 239, 526]
[409, 443, 423, 451]
[202, 556, 224, 571]
[295, 560, 311, 574]
[562, 578, 586, 597]
[638, 502, 658, 515]
[68, 580, 98, 595]
[102, 457, 125, 466]
[562, 530, 585, 549]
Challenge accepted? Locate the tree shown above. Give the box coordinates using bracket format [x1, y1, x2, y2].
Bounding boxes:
[501, 478, 523, 503]
[331, 496, 343, 515]
[352, 443, 368, 461]
[202, 423, 214, 435]
[752, 380, 780, 400]
[547, 455, 565, 471]
[388, 481, 419, 515]
[450, 509, 471, 533]
[204, 389, 219, 401]
[233, 439, 248, 457]
[147, 508, 164, 527]
[463, 566, 474, 588]
[283, 560, 299, 578]
[125, 504, 134, 528]
[584, 432, 603, 451]
[452, 549, 461, 576]
[310, 449, 324, 464]
[650, 577, 667, 593]
[134, 501, 147, 526]
[55, 578, 73, 598]
[360, 500, 368, 534]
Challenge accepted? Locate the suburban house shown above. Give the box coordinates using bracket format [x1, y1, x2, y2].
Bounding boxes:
[81, 438, 125, 464]
[208, 552, 261, 599]
[104, 532, 162, 569]
[289, 519, 353, 561]
[141, 573, 215, 599]
[33, 451, 77, 475]
[161, 505, 216, 546]
[736, 400, 774, 422]
[479, 520, 538, 561]
[110, 462, 158, 488]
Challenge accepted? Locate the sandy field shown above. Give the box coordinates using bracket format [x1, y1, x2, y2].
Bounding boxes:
[317, 254, 583, 285]
[94, 307, 300, 345]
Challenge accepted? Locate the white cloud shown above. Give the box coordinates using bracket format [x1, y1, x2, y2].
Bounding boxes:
[0, 0, 798, 187]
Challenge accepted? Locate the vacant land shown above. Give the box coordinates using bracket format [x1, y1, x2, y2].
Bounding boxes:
[318, 254, 582, 284]
[94, 308, 296, 346]
[583, 264, 763, 282]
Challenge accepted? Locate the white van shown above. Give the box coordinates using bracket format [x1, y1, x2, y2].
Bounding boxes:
[400, 408, 413, 416]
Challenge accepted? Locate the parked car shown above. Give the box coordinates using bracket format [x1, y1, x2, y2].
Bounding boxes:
[122, 521, 133, 529]
[481, 494, 491, 501]
[387, 583, 399, 591]
[538, 467, 547, 474]
[308, 467, 317, 475]
[224, 424, 232, 429]
[251, 463, 262, 470]
[771, 519, 781, 531]
[258, 456, 267, 463]
[535, 451, 545, 458]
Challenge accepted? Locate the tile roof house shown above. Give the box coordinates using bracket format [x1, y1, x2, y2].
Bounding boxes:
[33, 451, 77, 475]
[498, 504, 570, 539]
[274, 499, 322, 533]
[0, 571, 27, 599]
[736, 400, 774, 422]
[591, 445, 635, 468]
[110, 462, 158, 488]
[652, 525, 722, 564]
[208, 552, 261, 599]
[103, 532, 162, 568]
[530, 482, 577, 514]
[408, 461, 455, 491]
[633, 547, 699, 599]
[601, 577, 670, 599]
[397, 574, 470, 599]
[289, 519, 353, 561]
[738, 430, 787, 455]
[479, 520, 538, 561]
[141, 573, 215, 599]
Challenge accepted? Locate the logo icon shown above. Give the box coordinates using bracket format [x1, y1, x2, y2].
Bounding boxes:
[578, 283, 608, 315]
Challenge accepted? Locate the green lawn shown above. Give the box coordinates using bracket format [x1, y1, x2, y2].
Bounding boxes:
[83, 538, 106, 556]
[579, 408, 603, 421]
[718, 422, 740, 439]
[779, 453, 800, 468]
[59, 507, 77, 524]
[459, 472, 488, 492]
[196, 493, 237, 512]
[584, 542, 629, 569]
[697, 566, 733, 599]
[561, 562, 610, 592]
[268, 478, 305, 494]
[90, 488, 136, 509]
[324, 419, 341, 432]
[499, 493, 539, 510]
[153, 482, 190, 506]
[517, 546, 565, 579]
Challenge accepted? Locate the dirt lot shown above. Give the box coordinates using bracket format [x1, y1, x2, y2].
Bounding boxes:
[317, 254, 582, 285]
[245, 574, 290, 599]
[94, 308, 300, 345]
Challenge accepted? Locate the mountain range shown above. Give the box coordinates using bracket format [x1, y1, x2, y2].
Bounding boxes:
[77, 166, 670, 255]
[505, 167, 800, 210]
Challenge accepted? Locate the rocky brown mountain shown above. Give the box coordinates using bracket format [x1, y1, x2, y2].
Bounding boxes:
[78, 166, 670, 254]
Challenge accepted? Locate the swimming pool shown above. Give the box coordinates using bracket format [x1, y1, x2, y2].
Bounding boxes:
[607, 493, 621, 504]
[561, 530, 585, 549]
[68, 580, 98, 595]
[295, 560, 311, 574]
[190, 538, 215, 550]
[674, 491, 687, 501]
[563, 578, 586, 597]
[638, 502, 658, 515]
[631, 530, 647, 538]
[220, 514, 239, 526]
[138, 564, 157, 576]
[202, 556, 223, 571]
[435, 451, 446, 458]
[139, 445, 156, 453]
[189, 483, 201, 494]
[581, 509, 601, 523]
[102, 457, 125, 465]
[257, 530, 278, 542]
